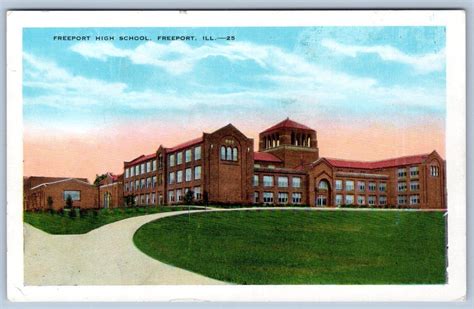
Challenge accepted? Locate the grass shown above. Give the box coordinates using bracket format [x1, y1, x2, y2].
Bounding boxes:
[133, 209, 447, 284]
[24, 206, 195, 234]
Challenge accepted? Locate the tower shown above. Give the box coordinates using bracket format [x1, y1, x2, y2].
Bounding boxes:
[258, 118, 319, 168]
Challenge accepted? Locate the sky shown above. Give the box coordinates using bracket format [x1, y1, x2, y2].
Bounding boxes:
[23, 27, 446, 182]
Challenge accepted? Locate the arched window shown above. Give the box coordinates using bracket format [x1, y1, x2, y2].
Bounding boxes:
[232, 147, 238, 161]
[226, 146, 232, 161]
[318, 180, 329, 190]
[220, 146, 226, 160]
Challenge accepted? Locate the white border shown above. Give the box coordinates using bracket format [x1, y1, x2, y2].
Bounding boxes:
[6, 10, 466, 302]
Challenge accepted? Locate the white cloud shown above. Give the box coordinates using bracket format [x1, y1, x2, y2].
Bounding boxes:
[321, 39, 445, 74]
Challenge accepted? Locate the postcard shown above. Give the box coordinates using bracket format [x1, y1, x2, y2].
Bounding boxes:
[6, 10, 466, 302]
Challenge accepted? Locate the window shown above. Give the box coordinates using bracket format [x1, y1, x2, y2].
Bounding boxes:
[135, 180, 139, 190]
[130, 182, 134, 191]
[158, 154, 163, 168]
[152, 160, 157, 171]
[357, 195, 365, 205]
[254, 192, 260, 203]
[134, 196, 138, 205]
[135, 165, 139, 176]
[253, 175, 259, 187]
[177, 170, 183, 183]
[345, 180, 354, 191]
[278, 192, 289, 204]
[368, 182, 376, 192]
[317, 195, 327, 206]
[379, 196, 387, 205]
[430, 165, 440, 177]
[358, 181, 365, 192]
[185, 149, 192, 163]
[168, 172, 175, 184]
[130, 167, 134, 177]
[194, 146, 201, 160]
[263, 176, 273, 187]
[226, 147, 232, 161]
[397, 195, 407, 205]
[379, 183, 387, 192]
[410, 166, 419, 177]
[146, 177, 151, 188]
[268, 165, 275, 169]
[398, 168, 407, 178]
[185, 168, 192, 182]
[410, 181, 419, 191]
[141, 163, 145, 175]
[410, 194, 420, 205]
[194, 187, 202, 200]
[335, 194, 343, 206]
[345, 195, 354, 205]
[194, 166, 201, 180]
[335, 180, 343, 190]
[398, 182, 407, 192]
[176, 189, 183, 201]
[278, 177, 289, 188]
[125, 168, 129, 178]
[141, 179, 145, 189]
[220, 146, 226, 160]
[146, 161, 151, 173]
[254, 164, 261, 168]
[318, 180, 329, 190]
[232, 148, 238, 161]
[263, 192, 274, 204]
[168, 190, 175, 202]
[63, 190, 80, 201]
[151, 193, 156, 204]
[169, 154, 175, 167]
[152, 176, 157, 188]
[292, 177, 301, 188]
[177, 152, 183, 165]
[158, 174, 163, 185]
[125, 183, 129, 192]
[292, 192, 302, 204]
[368, 195, 376, 206]
[146, 194, 150, 205]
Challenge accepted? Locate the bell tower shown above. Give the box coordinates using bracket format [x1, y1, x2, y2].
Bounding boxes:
[258, 118, 319, 168]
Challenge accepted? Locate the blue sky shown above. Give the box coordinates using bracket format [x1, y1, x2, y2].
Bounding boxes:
[22, 26, 446, 133]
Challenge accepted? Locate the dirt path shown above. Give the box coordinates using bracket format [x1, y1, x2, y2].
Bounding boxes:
[24, 210, 226, 285]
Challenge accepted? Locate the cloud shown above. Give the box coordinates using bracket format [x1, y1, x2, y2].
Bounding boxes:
[71, 41, 269, 75]
[321, 39, 445, 74]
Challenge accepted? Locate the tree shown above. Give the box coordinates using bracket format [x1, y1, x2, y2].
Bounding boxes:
[94, 173, 108, 187]
[184, 190, 194, 205]
[65, 194, 73, 209]
[47, 196, 53, 210]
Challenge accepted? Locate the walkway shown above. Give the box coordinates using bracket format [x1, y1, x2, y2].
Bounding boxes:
[24, 209, 225, 285]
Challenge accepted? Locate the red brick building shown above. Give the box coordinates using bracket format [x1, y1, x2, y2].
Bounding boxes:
[24, 177, 98, 211]
[98, 173, 124, 208]
[122, 118, 446, 209]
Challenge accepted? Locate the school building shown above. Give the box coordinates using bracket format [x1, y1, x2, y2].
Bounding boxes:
[122, 118, 446, 209]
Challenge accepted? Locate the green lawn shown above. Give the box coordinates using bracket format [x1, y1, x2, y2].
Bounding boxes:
[24, 206, 194, 234]
[133, 210, 447, 284]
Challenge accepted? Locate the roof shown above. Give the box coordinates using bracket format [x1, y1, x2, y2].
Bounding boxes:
[166, 136, 203, 153]
[125, 153, 156, 166]
[254, 152, 282, 163]
[30, 178, 93, 191]
[261, 118, 314, 134]
[324, 153, 430, 169]
[24, 176, 89, 189]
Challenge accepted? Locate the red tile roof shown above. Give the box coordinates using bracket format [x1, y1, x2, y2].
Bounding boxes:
[325, 154, 430, 169]
[261, 118, 314, 134]
[125, 153, 156, 166]
[166, 137, 203, 153]
[254, 152, 282, 163]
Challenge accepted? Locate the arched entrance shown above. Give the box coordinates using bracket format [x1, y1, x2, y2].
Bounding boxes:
[103, 192, 112, 209]
[316, 179, 331, 207]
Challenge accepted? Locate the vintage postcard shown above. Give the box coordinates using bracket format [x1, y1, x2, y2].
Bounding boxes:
[6, 10, 466, 302]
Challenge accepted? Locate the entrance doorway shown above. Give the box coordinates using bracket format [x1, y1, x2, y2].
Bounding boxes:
[315, 179, 331, 207]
